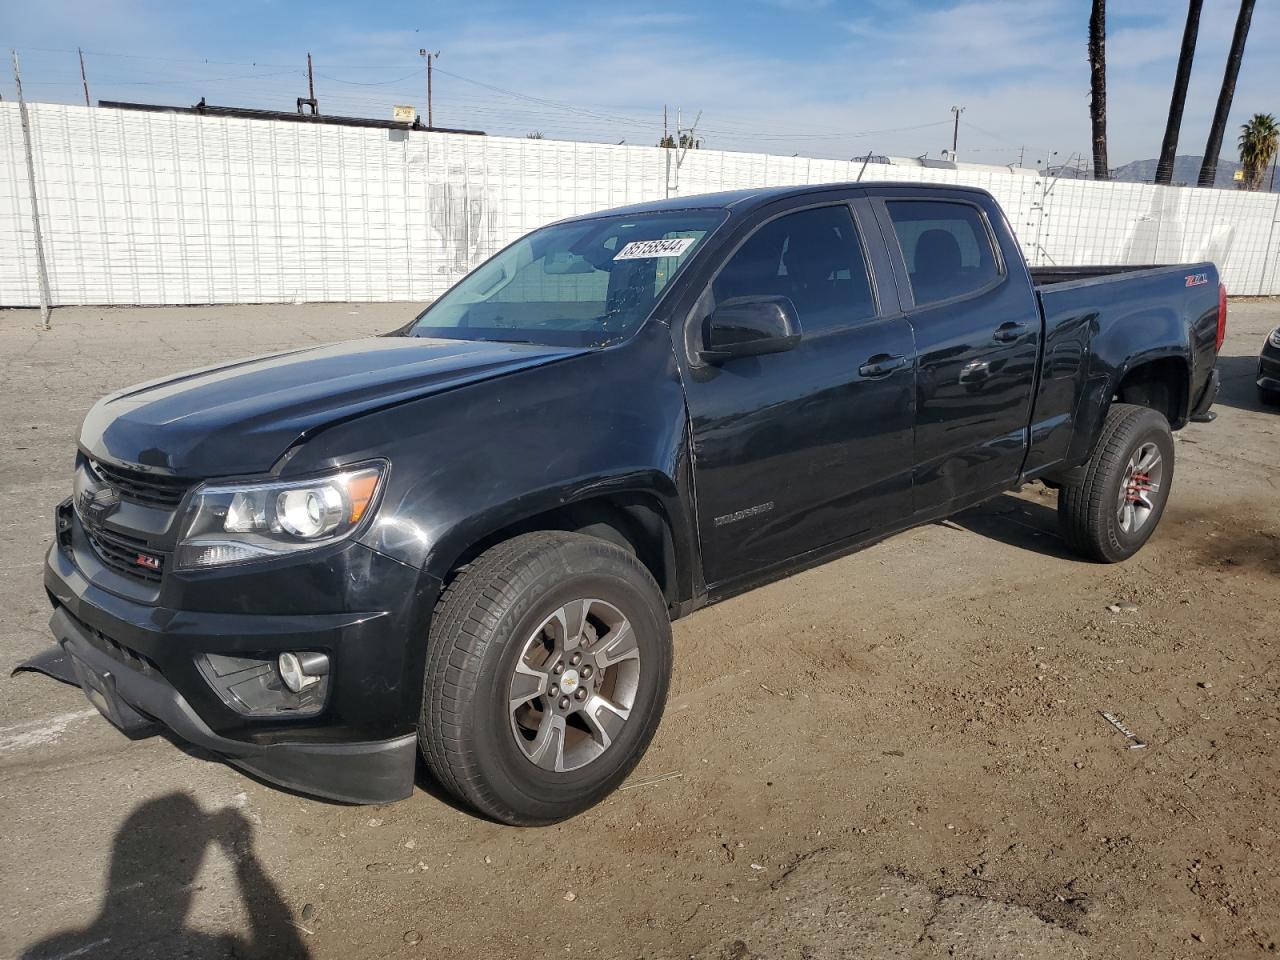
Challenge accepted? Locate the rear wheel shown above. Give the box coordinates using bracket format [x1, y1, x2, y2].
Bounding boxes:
[1058, 403, 1175, 563]
[1260, 385, 1280, 406]
[419, 531, 672, 825]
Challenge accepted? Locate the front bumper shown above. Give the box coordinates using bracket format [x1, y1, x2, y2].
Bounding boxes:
[46, 607, 417, 803]
[29, 501, 439, 805]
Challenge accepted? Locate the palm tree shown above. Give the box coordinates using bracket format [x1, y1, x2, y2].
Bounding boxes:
[1198, 0, 1255, 187]
[1155, 0, 1203, 185]
[1239, 113, 1278, 190]
[1088, 0, 1109, 179]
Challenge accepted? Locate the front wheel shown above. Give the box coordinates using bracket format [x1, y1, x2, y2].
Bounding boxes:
[1058, 403, 1175, 563]
[419, 531, 672, 825]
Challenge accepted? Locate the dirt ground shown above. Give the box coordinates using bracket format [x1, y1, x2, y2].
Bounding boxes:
[0, 300, 1276, 960]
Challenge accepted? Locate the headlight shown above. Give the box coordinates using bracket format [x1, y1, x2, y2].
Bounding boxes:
[175, 463, 385, 569]
[1269, 328, 1280, 349]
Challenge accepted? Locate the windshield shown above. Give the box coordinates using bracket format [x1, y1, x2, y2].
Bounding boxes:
[408, 210, 724, 347]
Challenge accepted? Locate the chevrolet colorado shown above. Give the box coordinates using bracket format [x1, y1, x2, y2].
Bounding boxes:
[23, 183, 1226, 824]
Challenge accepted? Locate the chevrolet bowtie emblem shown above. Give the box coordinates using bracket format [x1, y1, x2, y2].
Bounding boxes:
[80, 485, 121, 527]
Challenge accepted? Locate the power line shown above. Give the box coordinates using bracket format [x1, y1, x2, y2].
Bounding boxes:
[316, 70, 420, 87]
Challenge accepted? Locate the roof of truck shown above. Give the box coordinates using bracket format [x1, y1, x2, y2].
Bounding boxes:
[561, 181, 994, 221]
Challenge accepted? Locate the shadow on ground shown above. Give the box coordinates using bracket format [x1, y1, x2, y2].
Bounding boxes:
[1213, 353, 1277, 413]
[948, 492, 1084, 562]
[19, 792, 309, 960]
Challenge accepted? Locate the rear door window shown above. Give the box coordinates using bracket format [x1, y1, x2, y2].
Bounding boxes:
[712, 205, 875, 334]
[886, 200, 1001, 306]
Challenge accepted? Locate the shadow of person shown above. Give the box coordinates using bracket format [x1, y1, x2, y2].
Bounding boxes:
[20, 791, 310, 960]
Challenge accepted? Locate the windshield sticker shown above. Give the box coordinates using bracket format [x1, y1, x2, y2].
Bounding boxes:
[613, 237, 697, 260]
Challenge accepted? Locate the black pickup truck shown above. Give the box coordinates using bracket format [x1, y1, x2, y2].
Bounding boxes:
[25, 183, 1225, 824]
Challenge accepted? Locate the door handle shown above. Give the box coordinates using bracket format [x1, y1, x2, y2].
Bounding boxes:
[993, 321, 1030, 343]
[858, 354, 908, 378]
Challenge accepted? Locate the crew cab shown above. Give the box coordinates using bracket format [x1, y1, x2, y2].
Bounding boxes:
[24, 183, 1225, 824]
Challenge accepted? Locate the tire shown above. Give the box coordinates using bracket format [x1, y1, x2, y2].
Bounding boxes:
[419, 531, 672, 825]
[1260, 386, 1280, 407]
[1058, 403, 1175, 563]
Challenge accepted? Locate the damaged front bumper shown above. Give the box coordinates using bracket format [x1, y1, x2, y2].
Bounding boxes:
[16, 501, 436, 805]
[26, 607, 417, 804]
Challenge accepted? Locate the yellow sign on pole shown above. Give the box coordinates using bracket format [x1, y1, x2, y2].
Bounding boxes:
[1233, 169, 1245, 181]
[393, 105, 416, 123]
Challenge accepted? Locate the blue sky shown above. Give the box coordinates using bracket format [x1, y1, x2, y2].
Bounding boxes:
[2, 0, 1277, 167]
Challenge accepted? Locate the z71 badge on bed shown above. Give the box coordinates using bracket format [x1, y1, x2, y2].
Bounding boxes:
[1185, 272, 1209, 287]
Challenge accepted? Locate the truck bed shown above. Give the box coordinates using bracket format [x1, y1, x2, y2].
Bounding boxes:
[1030, 264, 1167, 287]
[1021, 260, 1222, 481]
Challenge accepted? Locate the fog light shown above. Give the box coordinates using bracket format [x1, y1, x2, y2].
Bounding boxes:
[278, 651, 329, 693]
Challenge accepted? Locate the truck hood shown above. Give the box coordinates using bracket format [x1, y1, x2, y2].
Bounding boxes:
[81, 335, 589, 476]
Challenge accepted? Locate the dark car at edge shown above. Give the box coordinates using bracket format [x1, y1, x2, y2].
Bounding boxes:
[1258, 324, 1280, 405]
[23, 182, 1226, 824]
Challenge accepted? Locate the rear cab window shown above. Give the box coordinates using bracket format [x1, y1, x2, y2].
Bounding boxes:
[885, 200, 1002, 306]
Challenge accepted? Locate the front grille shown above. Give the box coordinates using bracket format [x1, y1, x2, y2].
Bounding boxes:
[86, 526, 165, 584]
[88, 458, 194, 509]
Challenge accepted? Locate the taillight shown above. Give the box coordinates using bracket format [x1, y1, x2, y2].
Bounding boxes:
[1215, 283, 1227, 352]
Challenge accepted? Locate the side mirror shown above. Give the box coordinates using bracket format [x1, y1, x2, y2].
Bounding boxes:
[700, 295, 802, 363]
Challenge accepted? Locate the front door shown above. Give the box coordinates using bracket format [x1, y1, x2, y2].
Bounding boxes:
[682, 199, 916, 588]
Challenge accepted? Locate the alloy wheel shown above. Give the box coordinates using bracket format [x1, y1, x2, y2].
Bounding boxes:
[1116, 441, 1163, 534]
[508, 598, 641, 772]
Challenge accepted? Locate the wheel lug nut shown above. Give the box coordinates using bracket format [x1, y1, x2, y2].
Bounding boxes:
[553, 663, 564, 675]
[549, 685, 559, 697]
[574, 687, 588, 701]
[570, 653, 581, 666]
[559, 696, 571, 710]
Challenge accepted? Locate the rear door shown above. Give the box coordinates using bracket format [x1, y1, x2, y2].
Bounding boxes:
[872, 191, 1040, 514]
[681, 194, 916, 588]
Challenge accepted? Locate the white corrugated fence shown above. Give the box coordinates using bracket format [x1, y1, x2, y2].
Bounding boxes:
[3, 101, 1279, 306]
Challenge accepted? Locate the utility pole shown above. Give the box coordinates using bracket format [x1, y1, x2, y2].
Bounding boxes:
[673, 109, 701, 195]
[951, 105, 965, 156]
[297, 52, 318, 115]
[419, 49, 439, 128]
[12, 50, 53, 330]
[78, 47, 90, 107]
[663, 105, 672, 196]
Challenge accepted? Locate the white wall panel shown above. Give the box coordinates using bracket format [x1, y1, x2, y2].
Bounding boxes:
[1, 100, 1278, 307]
